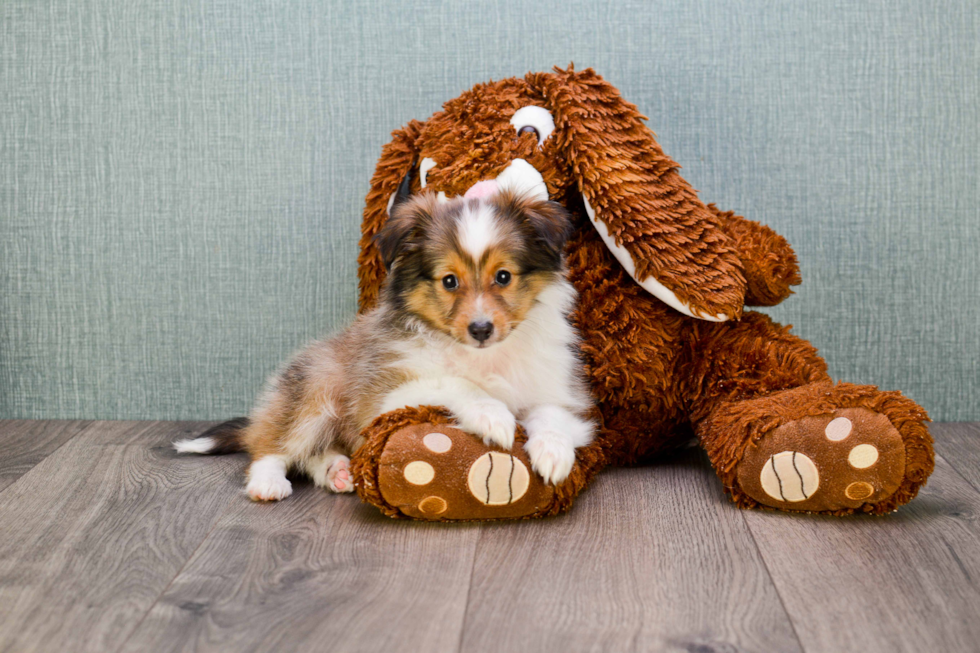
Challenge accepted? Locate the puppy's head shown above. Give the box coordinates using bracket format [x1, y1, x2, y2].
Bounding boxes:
[375, 189, 571, 348]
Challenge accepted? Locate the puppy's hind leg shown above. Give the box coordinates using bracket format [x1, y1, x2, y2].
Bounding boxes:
[246, 455, 293, 501]
[307, 449, 354, 494]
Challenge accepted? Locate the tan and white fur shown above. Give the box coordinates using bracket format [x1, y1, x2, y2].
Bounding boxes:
[175, 187, 594, 501]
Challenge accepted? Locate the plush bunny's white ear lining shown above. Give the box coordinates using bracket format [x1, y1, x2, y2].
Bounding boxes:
[419, 157, 437, 188]
[583, 194, 729, 322]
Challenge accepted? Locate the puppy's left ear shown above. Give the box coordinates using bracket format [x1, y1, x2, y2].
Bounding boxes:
[526, 66, 746, 321]
[501, 194, 572, 262]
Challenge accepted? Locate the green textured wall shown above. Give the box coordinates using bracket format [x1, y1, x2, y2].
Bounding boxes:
[2, 1, 977, 420]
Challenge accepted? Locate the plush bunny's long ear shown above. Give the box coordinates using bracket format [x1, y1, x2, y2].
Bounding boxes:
[358, 120, 424, 312]
[527, 67, 746, 321]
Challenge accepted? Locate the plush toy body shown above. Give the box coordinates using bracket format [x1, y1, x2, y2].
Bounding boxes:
[351, 66, 934, 519]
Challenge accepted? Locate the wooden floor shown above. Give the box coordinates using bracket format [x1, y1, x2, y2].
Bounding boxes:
[0, 422, 978, 652]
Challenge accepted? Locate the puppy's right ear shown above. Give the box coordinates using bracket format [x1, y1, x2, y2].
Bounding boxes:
[373, 192, 427, 272]
[358, 120, 424, 312]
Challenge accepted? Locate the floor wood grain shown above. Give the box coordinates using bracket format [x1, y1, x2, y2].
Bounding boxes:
[459, 451, 802, 653]
[0, 421, 244, 653]
[0, 420, 92, 492]
[744, 453, 980, 653]
[1, 421, 978, 653]
[119, 484, 481, 653]
[933, 422, 980, 491]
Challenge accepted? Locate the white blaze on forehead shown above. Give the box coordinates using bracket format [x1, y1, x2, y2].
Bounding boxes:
[495, 159, 549, 202]
[582, 194, 729, 322]
[472, 295, 495, 323]
[457, 202, 503, 260]
[419, 157, 437, 188]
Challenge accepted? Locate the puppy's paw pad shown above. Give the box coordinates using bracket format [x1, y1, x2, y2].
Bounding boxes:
[456, 400, 516, 450]
[525, 433, 575, 485]
[247, 476, 293, 502]
[325, 456, 355, 493]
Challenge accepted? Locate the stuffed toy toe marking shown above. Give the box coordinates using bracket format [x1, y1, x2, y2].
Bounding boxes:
[737, 408, 906, 513]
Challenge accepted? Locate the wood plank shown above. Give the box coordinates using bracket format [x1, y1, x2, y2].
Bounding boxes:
[932, 422, 980, 491]
[459, 451, 803, 653]
[745, 454, 980, 653]
[0, 421, 244, 653]
[119, 484, 480, 653]
[0, 420, 92, 492]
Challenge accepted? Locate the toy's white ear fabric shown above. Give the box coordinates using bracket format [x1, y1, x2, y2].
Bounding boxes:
[582, 196, 728, 322]
[528, 66, 746, 322]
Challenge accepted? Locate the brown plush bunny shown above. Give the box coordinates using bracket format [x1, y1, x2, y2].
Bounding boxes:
[350, 65, 934, 520]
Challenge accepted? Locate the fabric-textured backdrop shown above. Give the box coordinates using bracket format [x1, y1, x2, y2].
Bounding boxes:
[2, 0, 977, 421]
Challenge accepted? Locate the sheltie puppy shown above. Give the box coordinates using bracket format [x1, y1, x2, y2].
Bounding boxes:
[175, 188, 594, 501]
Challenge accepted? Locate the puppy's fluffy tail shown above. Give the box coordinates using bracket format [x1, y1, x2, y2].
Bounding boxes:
[173, 417, 248, 455]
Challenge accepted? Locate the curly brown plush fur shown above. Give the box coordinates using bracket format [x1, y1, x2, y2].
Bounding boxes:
[351, 65, 933, 518]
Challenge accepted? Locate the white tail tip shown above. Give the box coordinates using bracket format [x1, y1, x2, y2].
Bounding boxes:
[173, 437, 215, 454]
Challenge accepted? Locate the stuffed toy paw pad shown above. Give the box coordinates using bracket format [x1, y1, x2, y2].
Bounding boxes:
[737, 408, 906, 513]
[352, 406, 572, 521]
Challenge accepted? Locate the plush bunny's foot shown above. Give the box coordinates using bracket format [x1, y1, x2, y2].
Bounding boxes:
[701, 382, 934, 515]
[737, 408, 907, 512]
[351, 406, 602, 521]
[360, 422, 555, 521]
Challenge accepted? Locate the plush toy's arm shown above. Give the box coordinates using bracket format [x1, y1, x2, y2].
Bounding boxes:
[707, 204, 801, 307]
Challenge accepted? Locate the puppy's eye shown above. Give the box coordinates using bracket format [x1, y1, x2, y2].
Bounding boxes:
[442, 274, 458, 290]
[494, 270, 512, 286]
[517, 125, 539, 140]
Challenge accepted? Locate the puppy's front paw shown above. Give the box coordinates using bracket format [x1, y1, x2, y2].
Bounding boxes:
[456, 399, 516, 450]
[246, 475, 293, 502]
[525, 432, 575, 485]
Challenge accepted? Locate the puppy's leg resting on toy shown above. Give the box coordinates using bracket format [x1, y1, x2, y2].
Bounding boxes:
[380, 377, 516, 450]
[689, 313, 934, 515]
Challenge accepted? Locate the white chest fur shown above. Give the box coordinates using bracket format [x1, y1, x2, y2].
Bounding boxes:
[392, 280, 583, 416]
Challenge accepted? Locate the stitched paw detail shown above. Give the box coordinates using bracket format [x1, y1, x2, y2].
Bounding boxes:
[467, 452, 531, 505]
[759, 451, 819, 502]
[738, 408, 906, 512]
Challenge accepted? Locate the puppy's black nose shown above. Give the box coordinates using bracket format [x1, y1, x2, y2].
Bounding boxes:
[468, 321, 494, 343]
